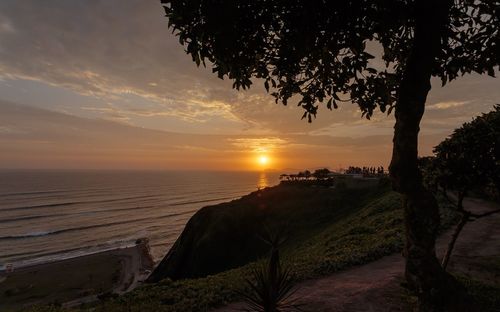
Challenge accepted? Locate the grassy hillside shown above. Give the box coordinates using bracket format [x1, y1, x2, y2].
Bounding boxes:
[28, 180, 460, 312]
[148, 180, 393, 281]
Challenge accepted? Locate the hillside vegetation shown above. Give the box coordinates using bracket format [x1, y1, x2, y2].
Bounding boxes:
[148, 179, 393, 281]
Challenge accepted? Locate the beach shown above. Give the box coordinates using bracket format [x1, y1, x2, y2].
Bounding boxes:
[0, 239, 154, 310]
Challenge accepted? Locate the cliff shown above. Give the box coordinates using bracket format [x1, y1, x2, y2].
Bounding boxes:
[147, 182, 384, 282]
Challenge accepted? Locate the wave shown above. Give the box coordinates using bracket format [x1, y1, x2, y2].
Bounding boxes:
[0, 193, 244, 224]
[1, 186, 165, 203]
[2, 231, 56, 239]
[0, 214, 55, 224]
[0, 238, 144, 270]
[168, 196, 236, 206]
[0, 194, 165, 212]
[0, 189, 71, 197]
[0, 184, 159, 199]
[1, 234, 140, 259]
[0, 209, 200, 241]
[1, 202, 73, 212]
[0, 204, 162, 224]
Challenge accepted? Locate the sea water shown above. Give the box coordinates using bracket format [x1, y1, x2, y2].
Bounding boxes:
[0, 170, 278, 269]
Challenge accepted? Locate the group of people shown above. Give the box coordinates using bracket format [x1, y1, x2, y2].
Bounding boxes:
[345, 166, 385, 176]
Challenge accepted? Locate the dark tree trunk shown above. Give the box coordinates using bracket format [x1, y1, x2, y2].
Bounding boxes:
[442, 211, 470, 271]
[457, 189, 466, 211]
[389, 0, 473, 311]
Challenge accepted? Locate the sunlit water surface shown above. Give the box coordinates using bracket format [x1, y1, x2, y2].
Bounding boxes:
[0, 170, 278, 268]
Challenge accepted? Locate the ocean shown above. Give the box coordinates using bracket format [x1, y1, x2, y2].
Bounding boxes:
[0, 170, 279, 269]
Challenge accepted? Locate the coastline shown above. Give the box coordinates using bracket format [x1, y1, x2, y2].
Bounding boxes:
[0, 238, 154, 310]
[0, 170, 279, 274]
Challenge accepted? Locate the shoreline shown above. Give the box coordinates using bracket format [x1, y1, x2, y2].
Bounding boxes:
[0, 238, 154, 310]
[0, 241, 139, 273]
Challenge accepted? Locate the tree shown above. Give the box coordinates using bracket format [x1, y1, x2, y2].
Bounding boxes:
[312, 168, 331, 181]
[425, 106, 500, 271]
[279, 174, 289, 181]
[159, 1, 499, 310]
[480, 105, 500, 196]
[433, 105, 500, 205]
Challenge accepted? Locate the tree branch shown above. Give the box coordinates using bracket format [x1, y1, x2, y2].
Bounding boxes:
[441, 188, 457, 206]
[469, 208, 500, 220]
[442, 210, 470, 270]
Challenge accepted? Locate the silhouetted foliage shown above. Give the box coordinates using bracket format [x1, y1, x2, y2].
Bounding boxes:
[161, 0, 497, 120]
[278, 169, 332, 186]
[312, 168, 330, 181]
[160, 0, 499, 309]
[423, 105, 500, 204]
[345, 166, 385, 176]
[420, 106, 500, 270]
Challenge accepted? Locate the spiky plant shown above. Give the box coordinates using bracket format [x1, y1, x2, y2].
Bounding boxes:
[238, 231, 301, 312]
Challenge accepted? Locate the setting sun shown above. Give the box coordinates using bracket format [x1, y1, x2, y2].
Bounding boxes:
[258, 155, 269, 166]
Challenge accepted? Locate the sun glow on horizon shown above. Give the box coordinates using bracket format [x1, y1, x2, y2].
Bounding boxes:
[258, 155, 269, 166]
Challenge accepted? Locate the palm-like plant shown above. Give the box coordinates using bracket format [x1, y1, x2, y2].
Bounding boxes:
[238, 232, 301, 312]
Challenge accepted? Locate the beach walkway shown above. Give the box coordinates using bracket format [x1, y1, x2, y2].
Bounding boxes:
[214, 196, 500, 312]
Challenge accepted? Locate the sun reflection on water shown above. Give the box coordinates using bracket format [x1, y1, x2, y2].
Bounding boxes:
[257, 172, 269, 189]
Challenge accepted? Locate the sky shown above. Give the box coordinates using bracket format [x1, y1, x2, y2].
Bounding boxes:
[0, 0, 498, 171]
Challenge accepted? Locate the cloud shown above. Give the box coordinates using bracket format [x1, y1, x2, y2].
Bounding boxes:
[0, 126, 24, 134]
[0, 101, 407, 169]
[0, 14, 15, 34]
[427, 101, 469, 110]
[0, 0, 498, 138]
[0, 0, 239, 122]
[228, 137, 289, 153]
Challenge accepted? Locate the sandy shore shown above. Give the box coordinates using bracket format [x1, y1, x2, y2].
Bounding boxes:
[0, 238, 154, 311]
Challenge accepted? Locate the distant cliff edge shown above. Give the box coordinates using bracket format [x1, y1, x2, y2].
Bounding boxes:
[146, 181, 387, 282]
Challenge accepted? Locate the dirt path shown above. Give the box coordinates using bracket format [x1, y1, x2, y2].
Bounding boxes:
[214, 197, 500, 312]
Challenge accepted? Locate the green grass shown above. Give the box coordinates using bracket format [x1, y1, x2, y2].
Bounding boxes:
[286, 191, 404, 279]
[25, 183, 459, 312]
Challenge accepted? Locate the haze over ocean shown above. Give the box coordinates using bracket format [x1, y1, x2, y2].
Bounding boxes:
[0, 170, 279, 268]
